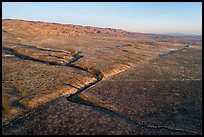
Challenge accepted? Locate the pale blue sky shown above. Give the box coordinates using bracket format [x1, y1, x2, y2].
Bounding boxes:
[2, 2, 202, 34]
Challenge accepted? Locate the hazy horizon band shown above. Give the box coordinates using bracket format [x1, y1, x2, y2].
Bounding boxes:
[2, 2, 202, 35]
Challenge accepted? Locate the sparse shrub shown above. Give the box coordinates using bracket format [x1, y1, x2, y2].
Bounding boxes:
[184, 45, 189, 48]
[96, 30, 101, 33]
[126, 44, 132, 46]
[89, 67, 103, 80]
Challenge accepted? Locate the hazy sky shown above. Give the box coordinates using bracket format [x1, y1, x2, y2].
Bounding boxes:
[2, 2, 202, 34]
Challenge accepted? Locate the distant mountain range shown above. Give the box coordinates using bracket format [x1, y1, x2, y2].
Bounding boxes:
[163, 33, 202, 39]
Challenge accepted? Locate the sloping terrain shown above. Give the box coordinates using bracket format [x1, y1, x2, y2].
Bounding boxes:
[2, 19, 202, 135]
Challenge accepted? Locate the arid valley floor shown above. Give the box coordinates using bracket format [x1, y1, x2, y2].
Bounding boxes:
[2, 19, 202, 135]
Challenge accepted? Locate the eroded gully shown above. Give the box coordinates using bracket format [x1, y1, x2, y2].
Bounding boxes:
[66, 46, 198, 135]
[3, 45, 198, 135]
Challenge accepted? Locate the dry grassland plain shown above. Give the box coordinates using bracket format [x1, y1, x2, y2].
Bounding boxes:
[2, 19, 202, 135]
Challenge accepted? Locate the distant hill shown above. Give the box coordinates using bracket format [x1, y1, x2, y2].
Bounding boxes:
[2, 19, 202, 46]
[2, 19, 147, 38]
[163, 33, 202, 39]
